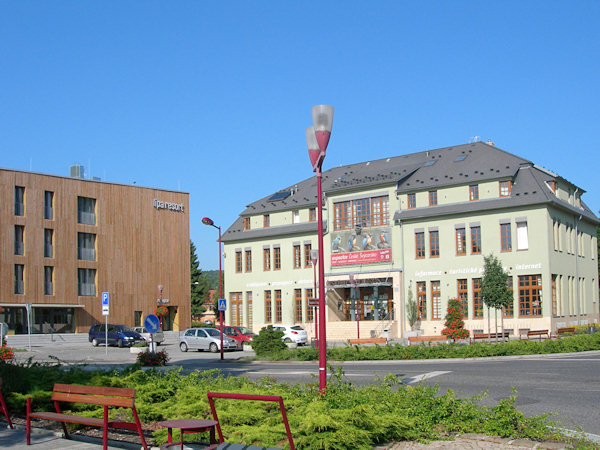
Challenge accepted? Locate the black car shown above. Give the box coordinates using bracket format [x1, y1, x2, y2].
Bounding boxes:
[88, 324, 145, 347]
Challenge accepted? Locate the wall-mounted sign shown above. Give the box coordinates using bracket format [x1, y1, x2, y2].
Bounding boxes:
[330, 227, 392, 266]
[153, 199, 185, 212]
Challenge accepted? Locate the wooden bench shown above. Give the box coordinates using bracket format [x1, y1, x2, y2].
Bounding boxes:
[470, 331, 510, 344]
[0, 378, 14, 429]
[407, 335, 447, 345]
[26, 383, 148, 450]
[348, 337, 387, 345]
[555, 326, 576, 338]
[519, 329, 550, 341]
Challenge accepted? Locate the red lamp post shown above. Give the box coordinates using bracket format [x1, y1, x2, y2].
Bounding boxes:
[305, 104, 334, 394]
[310, 248, 319, 343]
[202, 216, 224, 361]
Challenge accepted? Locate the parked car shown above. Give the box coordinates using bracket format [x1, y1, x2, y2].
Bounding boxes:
[132, 326, 165, 345]
[272, 325, 308, 345]
[179, 328, 237, 353]
[222, 325, 255, 349]
[88, 324, 145, 347]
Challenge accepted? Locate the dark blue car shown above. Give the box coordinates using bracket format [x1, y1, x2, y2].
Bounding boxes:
[88, 324, 144, 347]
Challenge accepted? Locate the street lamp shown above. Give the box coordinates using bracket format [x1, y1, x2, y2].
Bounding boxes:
[349, 274, 360, 340]
[306, 104, 333, 394]
[310, 248, 319, 343]
[202, 216, 224, 361]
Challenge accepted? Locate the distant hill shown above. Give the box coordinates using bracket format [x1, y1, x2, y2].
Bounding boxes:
[203, 270, 221, 291]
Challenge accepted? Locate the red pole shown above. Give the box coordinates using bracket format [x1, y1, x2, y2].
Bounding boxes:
[313, 261, 318, 343]
[218, 225, 223, 361]
[316, 168, 326, 393]
[356, 282, 360, 340]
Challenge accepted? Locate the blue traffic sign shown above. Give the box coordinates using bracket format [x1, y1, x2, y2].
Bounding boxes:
[101, 292, 109, 305]
[144, 314, 161, 333]
[218, 298, 227, 311]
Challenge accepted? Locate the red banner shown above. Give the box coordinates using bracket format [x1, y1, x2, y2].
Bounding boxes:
[331, 248, 392, 266]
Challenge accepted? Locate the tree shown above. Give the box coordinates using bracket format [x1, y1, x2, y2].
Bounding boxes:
[406, 288, 419, 331]
[481, 253, 512, 341]
[442, 298, 469, 341]
[190, 241, 209, 317]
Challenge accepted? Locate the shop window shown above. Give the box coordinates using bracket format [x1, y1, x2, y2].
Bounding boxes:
[519, 274, 542, 317]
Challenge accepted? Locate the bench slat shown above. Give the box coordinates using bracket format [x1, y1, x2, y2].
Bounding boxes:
[52, 392, 135, 408]
[53, 384, 136, 398]
[348, 338, 387, 345]
[29, 411, 106, 426]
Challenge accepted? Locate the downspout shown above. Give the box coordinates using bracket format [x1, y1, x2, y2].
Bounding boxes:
[399, 217, 406, 338]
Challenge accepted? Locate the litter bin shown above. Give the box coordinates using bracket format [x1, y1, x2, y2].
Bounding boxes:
[382, 328, 390, 340]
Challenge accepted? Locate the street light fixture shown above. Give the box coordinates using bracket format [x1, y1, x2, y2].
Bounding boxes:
[202, 216, 224, 361]
[306, 104, 333, 394]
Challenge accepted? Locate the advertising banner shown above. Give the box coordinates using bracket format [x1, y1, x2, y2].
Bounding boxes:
[330, 227, 392, 266]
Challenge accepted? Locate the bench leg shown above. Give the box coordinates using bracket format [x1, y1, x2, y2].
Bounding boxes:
[103, 406, 108, 450]
[26, 398, 31, 445]
[54, 401, 69, 439]
[131, 406, 149, 450]
[0, 392, 13, 429]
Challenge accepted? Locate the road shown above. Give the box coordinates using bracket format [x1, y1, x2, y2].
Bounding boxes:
[11, 339, 600, 438]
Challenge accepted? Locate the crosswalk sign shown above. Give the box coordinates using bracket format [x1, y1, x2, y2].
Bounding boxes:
[218, 298, 227, 311]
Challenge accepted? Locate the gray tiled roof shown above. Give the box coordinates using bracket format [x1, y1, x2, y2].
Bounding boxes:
[223, 142, 597, 242]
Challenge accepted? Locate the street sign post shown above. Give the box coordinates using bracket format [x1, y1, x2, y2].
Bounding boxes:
[101, 292, 109, 354]
[144, 314, 160, 353]
[218, 299, 227, 311]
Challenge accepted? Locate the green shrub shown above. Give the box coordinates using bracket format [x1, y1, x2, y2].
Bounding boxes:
[136, 349, 169, 366]
[251, 325, 286, 356]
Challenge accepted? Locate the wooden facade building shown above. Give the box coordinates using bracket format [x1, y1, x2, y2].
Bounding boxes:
[0, 168, 190, 334]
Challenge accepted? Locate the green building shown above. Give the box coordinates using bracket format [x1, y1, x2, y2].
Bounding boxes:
[221, 141, 599, 341]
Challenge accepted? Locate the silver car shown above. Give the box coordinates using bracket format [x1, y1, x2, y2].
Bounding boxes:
[179, 328, 237, 353]
[132, 326, 165, 345]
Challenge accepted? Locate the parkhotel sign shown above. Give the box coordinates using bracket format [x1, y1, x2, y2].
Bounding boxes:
[153, 199, 185, 212]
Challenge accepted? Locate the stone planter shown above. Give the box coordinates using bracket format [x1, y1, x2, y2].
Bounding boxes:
[130, 346, 146, 354]
[285, 342, 297, 349]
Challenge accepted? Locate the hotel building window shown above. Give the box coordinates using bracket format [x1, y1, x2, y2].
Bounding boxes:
[516, 220, 528, 251]
[519, 274, 542, 317]
[263, 248, 271, 271]
[263, 214, 270, 228]
[499, 181, 511, 197]
[44, 266, 54, 296]
[309, 208, 316, 222]
[294, 289, 302, 323]
[15, 186, 25, 216]
[428, 190, 437, 206]
[551, 274, 558, 316]
[77, 196, 96, 225]
[500, 222, 512, 251]
[455, 227, 466, 256]
[78, 233, 96, 261]
[429, 230, 439, 257]
[235, 251, 242, 273]
[245, 250, 252, 272]
[333, 195, 389, 230]
[274, 290, 282, 323]
[457, 279, 468, 318]
[470, 225, 481, 254]
[469, 185, 479, 201]
[304, 243, 312, 267]
[264, 290, 272, 323]
[293, 245, 301, 269]
[416, 281, 427, 319]
[246, 292, 253, 328]
[273, 247, 281, 270]
[44, 229, 53, 258]
[503, 276, 514, 317]
[243, 217, 250, 230]
[14, 264, 24, 294]
[472, 278, 483, 318]
[305, 288, 314, 322]
[78, 268, 96, 296]
[407, 193, 416, 209]
[14, 225, 24, 255]
[431, 281, 441, 319]
[44, 191, 54, 220]
[415, 232, 425, 259]
[292, 210, 300, 224]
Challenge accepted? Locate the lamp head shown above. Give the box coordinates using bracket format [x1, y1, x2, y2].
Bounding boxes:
[202, 217, 214, 226]
[312, 105, 334, 152]
[310, 249, 319, 264]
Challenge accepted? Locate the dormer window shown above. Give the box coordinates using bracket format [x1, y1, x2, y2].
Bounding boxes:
[243, 217, 250, 231]
[499, 181, 511, 197]
[547, 180, 557, 193]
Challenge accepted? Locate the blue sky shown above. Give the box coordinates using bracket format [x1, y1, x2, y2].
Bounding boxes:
[2, 1, 599, 270]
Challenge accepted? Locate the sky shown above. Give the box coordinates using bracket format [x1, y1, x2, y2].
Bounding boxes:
[1, 1, 599, 270]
